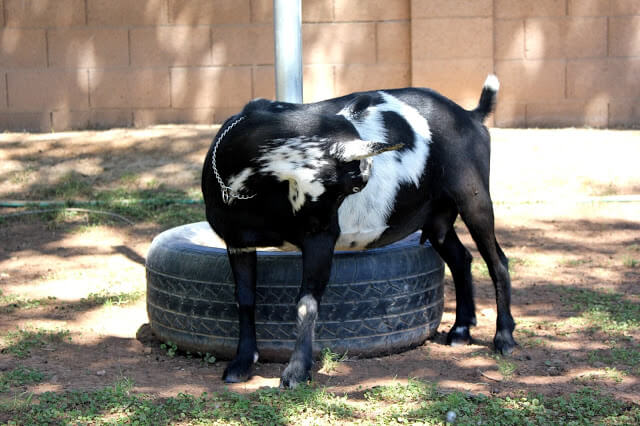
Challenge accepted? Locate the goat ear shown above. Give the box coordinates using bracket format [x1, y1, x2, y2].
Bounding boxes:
[330, 139, 403, 162]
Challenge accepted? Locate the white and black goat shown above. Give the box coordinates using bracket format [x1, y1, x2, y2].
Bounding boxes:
[202, 75, 516, 388]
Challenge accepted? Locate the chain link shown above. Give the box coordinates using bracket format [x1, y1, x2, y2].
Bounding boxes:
[211, 116, 256, 205]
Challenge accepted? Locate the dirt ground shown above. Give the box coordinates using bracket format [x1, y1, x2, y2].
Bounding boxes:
[0, 127, 639, 405]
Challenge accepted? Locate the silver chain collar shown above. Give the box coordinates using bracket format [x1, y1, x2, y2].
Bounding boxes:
[211, 116, 256, 205]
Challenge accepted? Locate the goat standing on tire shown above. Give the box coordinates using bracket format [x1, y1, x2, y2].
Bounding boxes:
[202, 75, 516, 388]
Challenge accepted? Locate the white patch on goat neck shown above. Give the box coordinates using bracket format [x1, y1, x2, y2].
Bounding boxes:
[336, 91, 431, 249]
[258, 137, 329, 213]
[227, 167, 254, 195]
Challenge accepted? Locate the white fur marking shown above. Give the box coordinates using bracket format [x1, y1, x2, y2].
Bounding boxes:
[329, 139, 379, 161]
[297, 295, 318, 321]
[227, 167, 254, 195]
[258, 137, 329, 213]
[484, 74, 500, 92]
[336, 91, 431, 249]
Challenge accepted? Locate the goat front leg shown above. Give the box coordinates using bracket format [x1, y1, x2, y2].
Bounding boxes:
[223, 247, 259, 383]
[280, 232, 337, 389]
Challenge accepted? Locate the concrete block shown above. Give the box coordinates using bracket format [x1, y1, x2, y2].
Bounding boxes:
[250, 0, 272, 23]
[250, 0, 333, 23]
[5, 0, 85, 27]
[303, 23, 376, 64]
[526, 99, 609, 127]
[412, 18, 493, 60]
[212, 24, 273, 65]
[495, 59, 566, 102]
[252, 65, 275, 100]
[377, 21, 410, 64]
[612, 0, 640, 15]
[567, 58, 640, 99]
[411, 0, 492, 18]
[335, 64, 410, 95]
[0, 28, 46, 67]
[0, 111, 50, 132]
[334, 0, 409, 22]
[131, 27, 212, 67]
[170, 67, 252, 108]
[412, 58, 494, 108]
[170, 0, 249, 25]
[303, 64, 335, 103]
[214, 107, 243, 123]
[52, 109, 133, 130]
[568, 0, 611, 16]
[90, 69, 170, 108]
[303, 0, 333, 22]
[48, 28, 129, 68]
[495, 0, 566, 18]
[133, 108, 214, 127]
[87, 0, 168, 25]
[609, 16, 640, 57]
[495, 19, 525, 59]
[7, 70, 89, 111]
[525, 17, 607, 59]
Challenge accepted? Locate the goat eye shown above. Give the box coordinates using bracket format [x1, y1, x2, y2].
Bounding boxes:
[352, 186, 360, 193]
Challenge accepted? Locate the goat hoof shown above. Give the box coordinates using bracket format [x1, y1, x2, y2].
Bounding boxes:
[279, 361, 311, 389]
[222, 360, 253, 383]
[493, 330, 517, 355]
[446, 325, 472, 346]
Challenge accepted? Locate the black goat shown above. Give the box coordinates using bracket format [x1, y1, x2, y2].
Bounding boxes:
[202, 75, 516, 388]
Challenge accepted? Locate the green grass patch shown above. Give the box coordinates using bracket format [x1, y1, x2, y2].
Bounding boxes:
[494, 355, 518, 380]
[365, 379, 437, 404]
[1, 185, 205, 228]
[0, 291, 57, 314]
[1, 378, 639, 425]
[318, 347, 347, 374]
[367, 382, 638, 425]
[79, 290, 144, 308]
[0, 366, 46, 393]
[623, 257, 639, 268]
[589, 346, 640, 371]
[1, 327, 72, 359]
[31, 171, 94, 200]
[558, 288, 640, 334]
[1, 379, 357, 425]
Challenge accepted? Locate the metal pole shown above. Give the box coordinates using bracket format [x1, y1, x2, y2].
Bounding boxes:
[273, 0, 303, 103]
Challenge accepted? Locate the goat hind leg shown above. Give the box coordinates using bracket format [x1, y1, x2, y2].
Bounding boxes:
[459, 199, 516, 355]
[430, 225, 477, 346]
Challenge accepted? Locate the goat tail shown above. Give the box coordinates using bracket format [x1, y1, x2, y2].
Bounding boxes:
[472, 74, 499, 122]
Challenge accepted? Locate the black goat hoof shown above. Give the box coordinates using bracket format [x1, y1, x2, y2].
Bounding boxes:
[493, 330, 517, 355]
[279, 361, 311, 389]
[222, 360, 253, 383]
[446, 325, 472, 346]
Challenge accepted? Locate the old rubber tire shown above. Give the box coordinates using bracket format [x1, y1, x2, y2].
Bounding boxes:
[146, 222, 444, 362]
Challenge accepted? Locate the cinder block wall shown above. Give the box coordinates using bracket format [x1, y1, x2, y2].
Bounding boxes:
[0, 0, 637, 131]
[412, 0, 639, 127]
